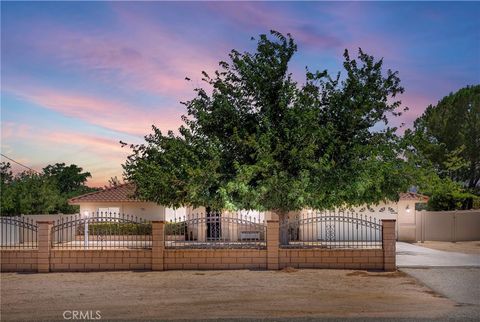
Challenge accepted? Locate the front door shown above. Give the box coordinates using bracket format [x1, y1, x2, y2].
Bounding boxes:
[206, 208, 221, 240]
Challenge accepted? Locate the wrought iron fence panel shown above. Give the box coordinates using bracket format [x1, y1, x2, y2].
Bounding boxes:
[51, 212, 152, 250]
[0, 216, 38, 249]
[165, 211, 266, 249]
[280, 210, 383, 249]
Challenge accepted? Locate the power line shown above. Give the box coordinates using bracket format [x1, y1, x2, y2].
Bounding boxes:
[0, 153, 40, 173]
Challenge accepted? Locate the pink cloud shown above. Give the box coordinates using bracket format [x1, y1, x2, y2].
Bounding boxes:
[18, 14, 221, 98]
[205, 2, 408, 63]
[2, 122, 132, 186]
[204, 2, 344, 52]
[1, 122, 15, 140]
[5, 84, 184, 137]
[44, 132, 129, 186]
[381, 92, 436, 134]
[1, 122, 31, 140]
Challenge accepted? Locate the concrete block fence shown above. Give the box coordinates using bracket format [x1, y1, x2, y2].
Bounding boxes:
[0, 219, 396, 273]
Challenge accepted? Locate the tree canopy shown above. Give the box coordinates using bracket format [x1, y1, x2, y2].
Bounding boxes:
[405, 85, 480, 190]
[43, 163, 92, 195]
[0, 162, 98, 215]
[401, 85, 480, 210]
[123, 31, 411, 213]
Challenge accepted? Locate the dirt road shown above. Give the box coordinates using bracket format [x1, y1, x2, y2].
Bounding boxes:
[1, 269, 455, 321]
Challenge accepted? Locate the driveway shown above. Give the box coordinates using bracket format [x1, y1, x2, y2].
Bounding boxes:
[397, 242, 480, 320]
[397, 242, 480, 268]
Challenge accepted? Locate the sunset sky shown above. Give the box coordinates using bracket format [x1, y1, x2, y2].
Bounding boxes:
[1, 1, 479, 187]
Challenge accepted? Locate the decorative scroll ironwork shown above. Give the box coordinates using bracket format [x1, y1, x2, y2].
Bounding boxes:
[325, 224, 336, 241]
[165, 211, 266, 249]
[51, 213, 152, 250]
[0, 216, 38, 249]
[280, 210, 383, 249]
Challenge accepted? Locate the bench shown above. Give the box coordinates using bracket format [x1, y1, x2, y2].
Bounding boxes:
[240, 231, 261, 240]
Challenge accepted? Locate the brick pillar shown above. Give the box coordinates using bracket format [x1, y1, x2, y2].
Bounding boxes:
[152, 221, 165, 271]
[266, 212, 280, 270]
[382, 219, 396, 271]
[37, 221, 53, 273]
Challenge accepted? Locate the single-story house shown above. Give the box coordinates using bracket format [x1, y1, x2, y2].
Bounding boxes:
[68, 184, 168, 221]
[69, 184, 428, 242]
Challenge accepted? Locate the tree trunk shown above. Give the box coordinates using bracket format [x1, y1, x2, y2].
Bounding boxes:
[276, 210, 289, 246]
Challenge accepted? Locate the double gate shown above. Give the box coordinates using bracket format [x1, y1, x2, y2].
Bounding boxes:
[280, 211, 383, 249]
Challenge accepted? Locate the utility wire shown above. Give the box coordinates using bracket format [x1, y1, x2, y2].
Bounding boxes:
[0, 153, 40, 173]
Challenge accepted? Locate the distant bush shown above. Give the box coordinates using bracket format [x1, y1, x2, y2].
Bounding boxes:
[427, 191, 479, 211]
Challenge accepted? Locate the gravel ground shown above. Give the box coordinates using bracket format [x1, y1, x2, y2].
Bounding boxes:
[401, 268, 480, 305]
[401, 268, 480, 321]
[1, 269, 456, 321]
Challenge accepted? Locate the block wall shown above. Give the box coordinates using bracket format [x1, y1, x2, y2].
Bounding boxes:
[279, 249, 383, 270]
[164, 249, 267, 270]
[1, 250, 38, 272]
[49, 250, 152, 271]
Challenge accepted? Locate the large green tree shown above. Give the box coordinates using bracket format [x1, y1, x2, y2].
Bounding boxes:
[0, 162, 98, 215]
[43, 163, 92, 195]
[42, 163, 97, 213]
[0, 163, 61, 215]
[0, 162, 15, 213]
[124, 31, 410, 215]
[405, 85, 480, 190]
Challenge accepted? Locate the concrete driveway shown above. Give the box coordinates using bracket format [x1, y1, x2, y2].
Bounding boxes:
[397, 242, 480, 268]
[397, 243, 480, 319]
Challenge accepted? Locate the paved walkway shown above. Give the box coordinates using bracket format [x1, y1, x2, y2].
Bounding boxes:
[397, 242, 480, 268]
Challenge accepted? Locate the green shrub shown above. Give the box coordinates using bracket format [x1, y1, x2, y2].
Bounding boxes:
[81, 222, 152, 235]
[165, 221, 187, 235]
[473, 196, 480, 209]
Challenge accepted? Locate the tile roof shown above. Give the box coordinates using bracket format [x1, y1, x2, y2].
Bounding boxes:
[69, 183, 141, 204]
[399, 192, 429, 202]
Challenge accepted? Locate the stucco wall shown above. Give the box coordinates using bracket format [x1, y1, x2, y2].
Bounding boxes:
[396, 200, 418, 242]
[77, 202, 165, 221]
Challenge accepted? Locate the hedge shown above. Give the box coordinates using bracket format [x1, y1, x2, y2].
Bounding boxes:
[75, 221, 188, 236]
[79, 222, 152, 235]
